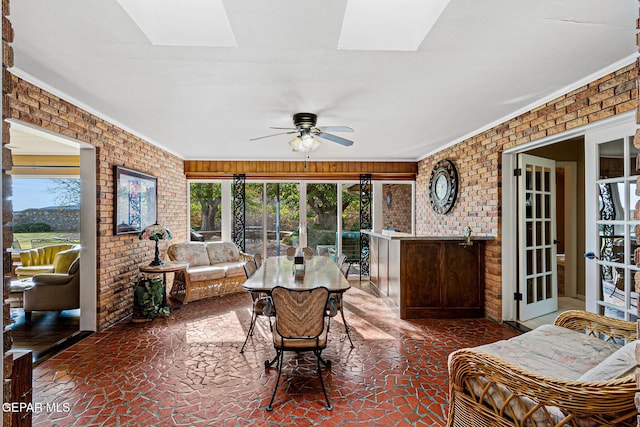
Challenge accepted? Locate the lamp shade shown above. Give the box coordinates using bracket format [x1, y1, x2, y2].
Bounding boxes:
[289, 130, 320, 152]
[139, 223, 172, 266]
[139, 223, 172, 241]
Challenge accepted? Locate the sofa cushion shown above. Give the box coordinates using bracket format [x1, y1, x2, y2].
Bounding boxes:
[578, 340, 639, 382]
[168, 242, 210, 267]
[216, 261, 246, 278]
[187, 265, 226, 282]
[475, 324, 621, 380]
[206, 242, 240, 264]
[53, 248, 80, 273]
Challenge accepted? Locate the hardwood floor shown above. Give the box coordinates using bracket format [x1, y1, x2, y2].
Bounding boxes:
[7, 308, 88, 365]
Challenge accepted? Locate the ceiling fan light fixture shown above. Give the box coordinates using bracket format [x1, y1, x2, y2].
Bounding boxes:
[289, 130, 320, 152]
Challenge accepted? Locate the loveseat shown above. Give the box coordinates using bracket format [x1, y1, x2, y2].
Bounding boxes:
[15, 244, 79, 277]
[447, 310, 638, 426]
[166, 241, 254, 304]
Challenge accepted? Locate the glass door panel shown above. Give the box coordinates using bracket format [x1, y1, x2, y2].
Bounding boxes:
[244, 183, 264, 256]
[306, 183, 338, 257]
[189, 182, 222, 241]
[265, 183, 299, 257]
[518, 154, 557, 321]
[340, 183, 361, 269]
[592, 132, 639, 321]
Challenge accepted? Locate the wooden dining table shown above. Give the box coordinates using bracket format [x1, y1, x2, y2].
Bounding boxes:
[243, 255, 350, 294]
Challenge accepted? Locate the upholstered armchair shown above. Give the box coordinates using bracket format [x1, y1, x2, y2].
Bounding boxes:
[15, 244, 79, 277]
[23, 255, 80, 322]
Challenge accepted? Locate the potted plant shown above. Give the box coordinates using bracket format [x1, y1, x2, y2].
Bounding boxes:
[132, 276, 170, 322]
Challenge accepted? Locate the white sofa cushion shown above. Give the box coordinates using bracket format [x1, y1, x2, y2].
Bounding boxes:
[187, 265, 226, 282]
[578, 339, 639, 381]
[475, 324, 621, 380]
[167, 242, 210, 267]
[216, 261, 246, 278]
[206, 242, 241, 264]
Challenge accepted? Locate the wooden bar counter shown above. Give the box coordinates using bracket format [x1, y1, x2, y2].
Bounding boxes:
[363, 231, 492, 319]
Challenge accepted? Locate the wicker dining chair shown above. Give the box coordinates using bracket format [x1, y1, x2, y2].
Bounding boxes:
[240, 259, 273, 354]
[265, 286, 332, 411]
[325, 253, 354, 347]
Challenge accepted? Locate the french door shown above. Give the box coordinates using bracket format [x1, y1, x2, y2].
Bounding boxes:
[585, 120, 638, 321]
[518, 154, 558, 321]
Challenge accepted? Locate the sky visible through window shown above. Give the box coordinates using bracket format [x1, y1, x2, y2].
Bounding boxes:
[12, 178, 62, 211]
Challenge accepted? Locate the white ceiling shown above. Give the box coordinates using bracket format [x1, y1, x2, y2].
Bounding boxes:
[8, 0, 638, 161]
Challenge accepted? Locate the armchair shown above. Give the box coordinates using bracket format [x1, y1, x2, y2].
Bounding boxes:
[15, 243, 78, 277]
[23, 256, 80, 322]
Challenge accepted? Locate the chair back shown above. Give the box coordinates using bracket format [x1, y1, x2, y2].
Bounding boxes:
[340, 260, 350, 278]
[286, 247, 297, 257]
[336, 253, 347, 267]
[244, 259, 257, 277]
[271, 286, 329, 340]
[302, 247, 313, 258]
[254, 253, 262, 269]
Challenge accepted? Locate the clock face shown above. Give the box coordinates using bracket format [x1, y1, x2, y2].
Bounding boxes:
[429, 160, 458, 214]
[435, 174, 448, 200]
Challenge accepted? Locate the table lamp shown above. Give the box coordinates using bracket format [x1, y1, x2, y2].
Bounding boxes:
[139, 223, 172, 266]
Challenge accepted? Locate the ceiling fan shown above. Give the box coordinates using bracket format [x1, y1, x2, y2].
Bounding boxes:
[250, 112, 354, 152]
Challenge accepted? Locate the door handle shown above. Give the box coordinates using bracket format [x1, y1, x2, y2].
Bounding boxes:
[584, 251, 599, 260]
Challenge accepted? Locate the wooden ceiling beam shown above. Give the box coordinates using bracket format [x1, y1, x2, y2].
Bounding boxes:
[184, 160, 417, 181]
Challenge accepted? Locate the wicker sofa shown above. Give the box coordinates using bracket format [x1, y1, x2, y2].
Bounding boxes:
[447, 310, 638, 427]
[166, 241, 254, 304]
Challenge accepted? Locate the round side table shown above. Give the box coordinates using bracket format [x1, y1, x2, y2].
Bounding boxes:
[136, 261, 188, 321]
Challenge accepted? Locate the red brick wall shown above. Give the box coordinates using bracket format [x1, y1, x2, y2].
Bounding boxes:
[382, 183, 412, 233]
[416, 63, 638, 321]
[2, 0, 15, 424]
[6, 76, 188, 329]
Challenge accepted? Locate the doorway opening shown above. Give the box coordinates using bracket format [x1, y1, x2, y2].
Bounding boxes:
[502, 112, 635, 328]
[517, 140, 584, 329]
[5, 121, 96, 363]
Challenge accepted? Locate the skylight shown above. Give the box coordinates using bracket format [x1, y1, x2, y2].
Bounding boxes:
[116, 0, 237, 47]
[338, 0, 450, 51]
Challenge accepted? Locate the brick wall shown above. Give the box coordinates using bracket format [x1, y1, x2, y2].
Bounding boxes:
[381, 183, 412, 233]
[2, 0, 15, 424]
[6, 75, 188, 329]
[416, 62, 638, 321]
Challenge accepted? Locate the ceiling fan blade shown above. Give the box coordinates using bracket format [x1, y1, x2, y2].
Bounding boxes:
[269, 126, 297, 130]
[249, 131, 297, 141]
[316, 132, 354, 147]
[317, 126, 354, 133]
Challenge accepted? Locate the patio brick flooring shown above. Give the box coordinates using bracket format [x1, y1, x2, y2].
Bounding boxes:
[32, 282, 518, 426]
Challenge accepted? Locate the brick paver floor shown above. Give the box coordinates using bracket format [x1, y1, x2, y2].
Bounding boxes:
[32, 282, 517, 426]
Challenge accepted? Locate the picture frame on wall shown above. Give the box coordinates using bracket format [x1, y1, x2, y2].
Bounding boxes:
[114, 166, 157, 235]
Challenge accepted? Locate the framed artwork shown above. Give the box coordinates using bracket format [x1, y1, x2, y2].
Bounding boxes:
[114, 166, 157, 235]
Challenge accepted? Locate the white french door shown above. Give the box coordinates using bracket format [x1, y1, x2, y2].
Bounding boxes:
[585, 119, 638, 321]
[518, 154, 558, 321]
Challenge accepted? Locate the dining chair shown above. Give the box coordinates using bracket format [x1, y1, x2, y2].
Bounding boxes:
[254, 253, 262, 269]
[302, 247, 314, 258]
[336, 253, 347, 268]
[286, 247, 297, 257]
[240, 259, 273, 354]
[265, 286, 332, 411]
[326, 291, 354, 348]
[327, 253, 354, 347]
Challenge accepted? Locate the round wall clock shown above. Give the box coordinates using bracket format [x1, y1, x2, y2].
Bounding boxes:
[429, 159, 458, 214]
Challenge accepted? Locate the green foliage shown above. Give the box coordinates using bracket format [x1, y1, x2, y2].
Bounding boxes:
[133, 277, 170, 320]
[14, 222, 51, 233]
[190, 183, 222, 231]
